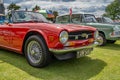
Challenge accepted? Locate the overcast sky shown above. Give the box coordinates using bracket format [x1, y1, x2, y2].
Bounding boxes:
[3, 0, 114, 16]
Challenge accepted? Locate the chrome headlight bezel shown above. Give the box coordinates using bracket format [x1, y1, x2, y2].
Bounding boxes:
[59, 31, 68, 44]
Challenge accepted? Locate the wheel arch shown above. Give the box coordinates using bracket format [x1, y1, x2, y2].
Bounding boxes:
[22, 30, 48, 54]
[98, 31, 106, 38]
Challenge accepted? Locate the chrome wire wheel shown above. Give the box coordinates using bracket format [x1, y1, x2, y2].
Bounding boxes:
[25, 35, 51, 67]
[27, 40, 43, 64]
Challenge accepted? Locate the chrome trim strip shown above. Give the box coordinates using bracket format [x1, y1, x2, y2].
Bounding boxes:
[49, 41, 98, 54]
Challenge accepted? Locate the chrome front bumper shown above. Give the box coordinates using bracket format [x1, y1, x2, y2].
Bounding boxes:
[49, 41, 99, 54]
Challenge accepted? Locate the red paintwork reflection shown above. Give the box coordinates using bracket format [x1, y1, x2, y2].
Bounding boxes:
[0, 23, 96, 54]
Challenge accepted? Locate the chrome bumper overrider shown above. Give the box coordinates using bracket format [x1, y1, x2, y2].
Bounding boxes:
[49, 41, 99, 54]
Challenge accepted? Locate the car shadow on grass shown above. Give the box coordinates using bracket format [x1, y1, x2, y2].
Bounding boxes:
[97, 43, 120, 51]
[0, 50, 107, 80]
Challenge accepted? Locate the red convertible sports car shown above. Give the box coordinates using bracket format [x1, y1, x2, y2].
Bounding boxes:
[0, 11, 98, 67]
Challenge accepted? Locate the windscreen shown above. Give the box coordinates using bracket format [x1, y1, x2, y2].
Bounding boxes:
[12, 11, 48, 23]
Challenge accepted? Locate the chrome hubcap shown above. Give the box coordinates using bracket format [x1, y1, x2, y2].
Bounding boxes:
[97, 36, 104, 45]
[27, 41, 42, 64]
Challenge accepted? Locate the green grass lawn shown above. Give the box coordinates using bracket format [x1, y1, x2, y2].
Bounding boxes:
[0, 41, 120, 80]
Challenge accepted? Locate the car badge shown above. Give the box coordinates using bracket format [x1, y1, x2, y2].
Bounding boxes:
[75, 36, 79, 40]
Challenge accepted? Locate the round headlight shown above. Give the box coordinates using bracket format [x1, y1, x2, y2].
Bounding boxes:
[59, 31, 68, 44]
[94, 30, 99, 39]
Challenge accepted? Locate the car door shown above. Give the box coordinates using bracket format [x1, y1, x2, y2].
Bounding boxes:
[0, 24, 12, 48]
[0, 23, 29, 52]
[10, 24, 29, 52]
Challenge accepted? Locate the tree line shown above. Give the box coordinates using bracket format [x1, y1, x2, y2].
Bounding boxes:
[7, 0, 120, 20]
[103, 0, 120, 20]
[7, 3, 58, 18]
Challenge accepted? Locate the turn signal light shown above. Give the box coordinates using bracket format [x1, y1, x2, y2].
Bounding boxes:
[69, 42, 75, 46]
[49, 36, 54, 42]
[88, 38, 94, 43]
[64, 42, 75, 46]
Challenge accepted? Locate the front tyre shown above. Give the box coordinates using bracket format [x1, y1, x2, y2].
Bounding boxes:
[24, 35, 51, 68]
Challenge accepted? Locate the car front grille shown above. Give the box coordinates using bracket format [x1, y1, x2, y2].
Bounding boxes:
[68, 31, 93, 41]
